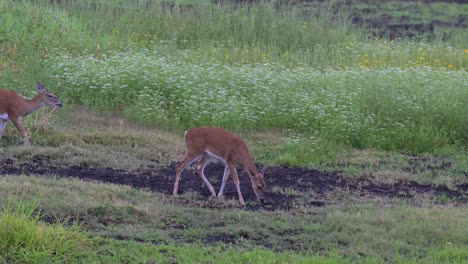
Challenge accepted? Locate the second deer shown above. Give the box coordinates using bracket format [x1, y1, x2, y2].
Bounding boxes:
[173, 126, 266, 205]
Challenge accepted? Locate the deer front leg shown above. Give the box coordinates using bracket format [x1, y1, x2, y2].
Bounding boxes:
[217, 165, 230, 199]
[10, 117, 30, 145]
[228, 164, 246, 206]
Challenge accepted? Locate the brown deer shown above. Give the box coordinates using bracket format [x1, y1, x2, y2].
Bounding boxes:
[0, 82, 62, 144]
[173, 127, 266, 205]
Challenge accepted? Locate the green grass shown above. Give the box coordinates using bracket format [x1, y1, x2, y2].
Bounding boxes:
[0, 194, 330, 263]
[0, 176, 467, 263]
[0, 197, 89, 263]
[1, 0, 465, 156]
[0, 110, 466, 262]
[32, 0, 356, 51]
[0, 0, 467, 262]
[82, 239, 334, 264]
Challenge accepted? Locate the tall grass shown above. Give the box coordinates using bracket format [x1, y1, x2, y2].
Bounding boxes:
[0, 0, 463, 81]
[0, 0, 466, 154]
[0, 197, 89, 263]
[29, 0, 356, 51]
[1, 0, 464, 76]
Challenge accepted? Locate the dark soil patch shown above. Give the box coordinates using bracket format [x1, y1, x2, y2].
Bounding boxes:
[107, 234, 164, 246]
[0, 156, 466, 210]
[204, 234, 238, 244]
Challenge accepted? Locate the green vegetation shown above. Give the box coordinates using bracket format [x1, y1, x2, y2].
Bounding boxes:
[1, 0, 466, 157]
[0, 194, 327, 263]
[0, 110, 465, 262]
[0, 112, 466, 262]
[81, 241, 331, 263]
[0, 0, 467, 262]
[47, 53, 467, 154]
[0, 197, 89, 263]
[1, 176, 467, 263]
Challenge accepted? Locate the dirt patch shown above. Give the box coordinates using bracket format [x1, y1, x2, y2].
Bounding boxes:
[0, 156, 466, 209]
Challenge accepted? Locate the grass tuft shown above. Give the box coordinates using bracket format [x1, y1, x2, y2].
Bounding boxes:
[0, 196, 90, 263]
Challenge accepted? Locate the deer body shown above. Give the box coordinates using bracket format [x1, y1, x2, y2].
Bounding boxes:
[173, 127, 266, 205]
[0, 82, 62, 144]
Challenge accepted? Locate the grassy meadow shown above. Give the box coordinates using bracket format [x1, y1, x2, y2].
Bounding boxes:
[0, 0, 467, 263]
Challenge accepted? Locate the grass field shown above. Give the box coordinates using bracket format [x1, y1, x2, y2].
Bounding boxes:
[0, 0, 467, 263]
[0, 110, 467, 263]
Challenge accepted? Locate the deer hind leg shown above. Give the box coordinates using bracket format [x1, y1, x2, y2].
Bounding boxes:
[0, 119, 8, 138]
[228, 163, 246, 206]
[10, 117, 30, 145]
[217, 164, 230, 198]
[194, 153, 216, 197]
[173, 154, 201, 195]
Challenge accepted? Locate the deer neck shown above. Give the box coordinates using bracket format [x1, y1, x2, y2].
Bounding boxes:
[243, 157, 258, 178]
[21, 94, 45, 117]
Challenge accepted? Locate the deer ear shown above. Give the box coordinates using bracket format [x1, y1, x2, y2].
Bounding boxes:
[36, 82, 45, 93]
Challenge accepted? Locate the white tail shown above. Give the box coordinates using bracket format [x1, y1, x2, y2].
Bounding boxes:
[173, 127, 266, 205]
[0, 82, 62, 145]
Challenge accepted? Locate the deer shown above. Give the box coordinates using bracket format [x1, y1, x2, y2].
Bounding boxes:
[0, 82, 62, 145]
[173, 126, 266, 206]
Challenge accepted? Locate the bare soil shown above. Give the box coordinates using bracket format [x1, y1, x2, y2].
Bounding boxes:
[1, 155, 466, 209]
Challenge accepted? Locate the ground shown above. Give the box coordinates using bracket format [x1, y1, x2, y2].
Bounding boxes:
[0, 109, 466, 262]
[1, 154, 465, 211]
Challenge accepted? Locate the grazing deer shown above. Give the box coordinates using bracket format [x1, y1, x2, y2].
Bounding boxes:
[173, 127, 266, 205]
[0, 82, 62, 145]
